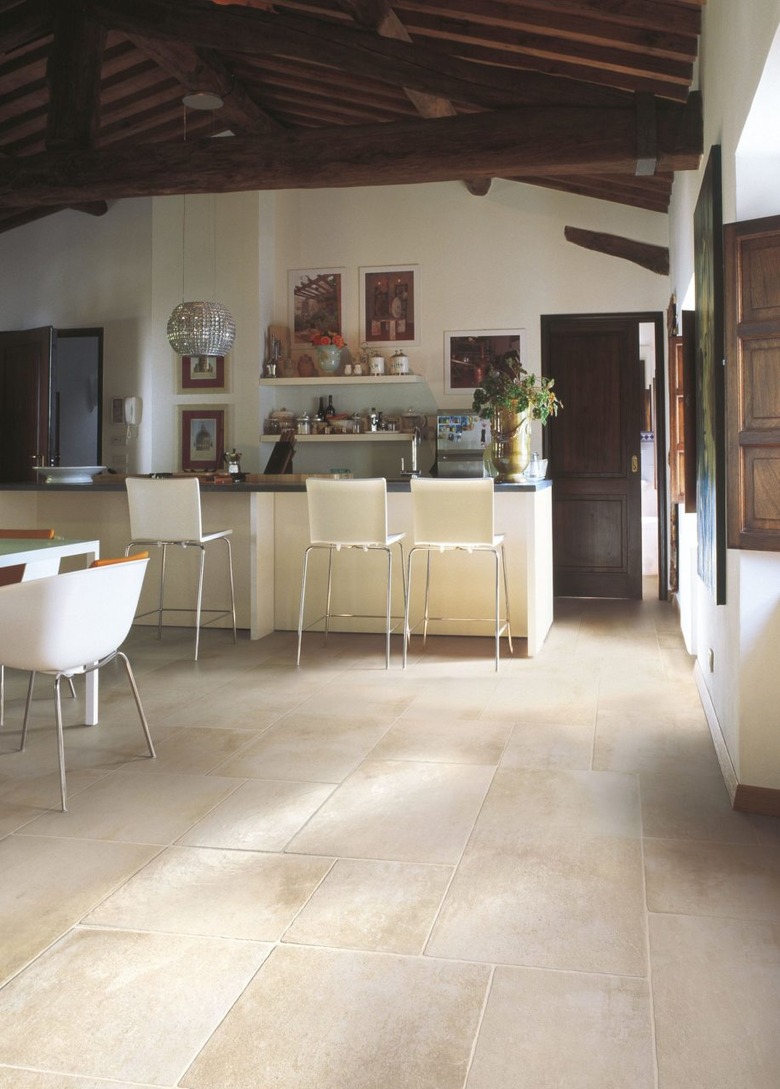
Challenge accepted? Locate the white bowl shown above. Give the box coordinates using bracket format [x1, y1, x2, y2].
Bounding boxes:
[35, 465, 106, 485]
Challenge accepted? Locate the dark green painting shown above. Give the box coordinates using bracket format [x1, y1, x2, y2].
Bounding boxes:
[694, 145, 726, 604]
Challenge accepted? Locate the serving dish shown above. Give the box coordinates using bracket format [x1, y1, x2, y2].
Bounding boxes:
[34, 465, 107, 485]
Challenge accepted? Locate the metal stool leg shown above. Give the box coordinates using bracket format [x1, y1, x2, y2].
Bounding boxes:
[223, 535, 237, 643]
[324, 547, 334, 645]
[500, 542, 513, 655]
[297, 546, 313, 665]
[194, 545, 206, 661]
[384, 546, 392, 669]
[157, 543, 168, 641]
[53, 675, 67, 812]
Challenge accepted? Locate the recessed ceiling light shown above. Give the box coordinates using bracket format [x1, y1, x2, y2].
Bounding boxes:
[182, 91, 224, 110]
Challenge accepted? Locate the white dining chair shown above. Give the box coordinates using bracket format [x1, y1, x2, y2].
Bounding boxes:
[403, 477, 513, 670]
[125, 477, 237, 660]
[0, 555, 155, 811]
[297, 477, 405, 668]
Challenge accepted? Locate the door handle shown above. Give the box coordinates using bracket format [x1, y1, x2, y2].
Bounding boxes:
[631, 455, 639, 473]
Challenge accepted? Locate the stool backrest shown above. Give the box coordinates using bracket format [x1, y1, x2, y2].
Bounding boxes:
[306, 478, 390, 546]
[126, 477, 204, 542]
[411, 477, 495, 545]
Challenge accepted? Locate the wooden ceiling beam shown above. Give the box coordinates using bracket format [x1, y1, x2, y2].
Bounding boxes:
[564, 225, 670, 274]
[0, 95, 703, 207]
[0, 0, 50, 55]
[45, 0, 105, 149]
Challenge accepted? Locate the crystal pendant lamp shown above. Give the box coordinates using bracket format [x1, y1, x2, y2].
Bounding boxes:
[166, 300, 236, 356]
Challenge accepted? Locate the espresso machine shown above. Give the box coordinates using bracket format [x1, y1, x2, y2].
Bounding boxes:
[434, 412, 491, 477]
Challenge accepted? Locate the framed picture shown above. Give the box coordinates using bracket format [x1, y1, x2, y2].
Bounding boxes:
[444, 329, 526, 395]
[360, 264, 419, 345]
[288, 267, 346, 347]
[179, 406, 226, 472]
[178, 354, 227, 392]
[694, 145, 726, 604]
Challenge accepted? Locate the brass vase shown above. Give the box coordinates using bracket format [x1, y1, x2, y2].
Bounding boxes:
[490, 409, 532, 481]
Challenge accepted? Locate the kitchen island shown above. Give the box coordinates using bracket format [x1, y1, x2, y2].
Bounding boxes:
[0, 477, 553, 656]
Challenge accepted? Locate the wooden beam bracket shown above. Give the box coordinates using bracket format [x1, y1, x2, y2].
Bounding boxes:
[564, 226, 669, 275]
[635, 93, 657, 177]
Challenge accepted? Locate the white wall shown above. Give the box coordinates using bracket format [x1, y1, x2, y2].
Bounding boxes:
[669, 0, 780, 788]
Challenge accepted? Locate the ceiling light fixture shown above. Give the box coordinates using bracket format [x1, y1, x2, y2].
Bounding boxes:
[181, 90, 224, 111]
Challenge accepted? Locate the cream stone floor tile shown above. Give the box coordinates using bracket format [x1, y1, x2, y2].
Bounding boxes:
[19, 770, 241, 844]
[593, 708, 721, 777]
[499, 719, 594, 770]
[283, 858, 453, 954]
[286, 759, 495, 864]
[84, 845, 333, 940]
[178, 778, 336, 850]
[212, 712, 394, 783]
[291, 682, 417, 719]
[117, 726, 257, 775]
[644, 838, 780, 922]
[650, 913, 780, 1089]
[181, 944, 489, 1089]
[751, 813, 780, 847]
[0, 928, 271, 1086]
[0, 1073, 162, 1089]
[397, 678, 499, 721]
[473, 767, 641, 840]
[0, 769, 108, 833]
[640, 769, 757, 843]
[368, 716, 512, 764]
[465, 966, 654, 1089]
[481, 675, 599, 726]
[427, 833, 646, 975]
[0, 835, 159, 985]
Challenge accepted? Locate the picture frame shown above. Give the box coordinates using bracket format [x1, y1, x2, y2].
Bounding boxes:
[693, 145, 727, 604]
[179, 405, 226, 472]
[444, 329, 527, 395]
[288, 267, 346, 347]
[360, 264, 419, 346]
[177, 354, 227, 392]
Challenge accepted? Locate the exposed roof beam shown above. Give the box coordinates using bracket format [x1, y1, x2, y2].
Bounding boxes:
[0, 95, 703, 207]
[564, 225, 670, 274]
[45, 0, 105, 149]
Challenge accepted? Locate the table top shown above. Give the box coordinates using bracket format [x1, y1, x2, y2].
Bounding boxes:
[0, 537, 100, 567]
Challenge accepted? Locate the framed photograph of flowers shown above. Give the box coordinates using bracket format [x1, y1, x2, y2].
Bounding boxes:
[360, 264, 419, 346]
[444, 329, 527, 395]
[177, 354, 228, 393]
[288, 267, 346, 348]
[179, 405, 227, 472]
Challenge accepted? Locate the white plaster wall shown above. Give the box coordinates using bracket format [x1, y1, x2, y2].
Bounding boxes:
[668, 0, 780, 787]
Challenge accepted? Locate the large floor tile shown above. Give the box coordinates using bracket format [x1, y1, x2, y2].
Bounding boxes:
[427, 832, 647, 975]
[19, 771, 240, 844]
[499, 718, 594, 771]
[368, 715, 512, 765]
[644, 838, 780, 922]
[283, 858, 453, 954]
[593, 707, 720, 777]
[481, 675, 599, 726]
[84, 845, 333, 940]
[212, 712, 394, 783]
[650, 913, 780, 1089]
[473, 767, 641, 840]
[0, 927, 271, 1085]
[286, 759, 495, 864]
[177, 777, 336, 850]
[118, 726, 257, 775]
[0, 1074, 161, 1089]
[640, 769, 757, 843]
[0, 834, 159, 984]
[466, 966, 654, 1088]
[181, 944, 489, 1089]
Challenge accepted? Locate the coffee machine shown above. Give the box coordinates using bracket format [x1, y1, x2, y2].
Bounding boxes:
[434, 412, 491, 477]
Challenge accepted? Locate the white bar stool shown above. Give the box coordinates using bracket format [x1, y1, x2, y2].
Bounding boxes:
[125, 477, 237, 660]
[403, 477, 513, 671]
[297, 478, 405, 669]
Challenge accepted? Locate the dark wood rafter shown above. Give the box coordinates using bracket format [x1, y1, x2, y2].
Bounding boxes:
[0, 0, 706, 232]
[0, 95, 703, 207]
[564, 225, 670, 275]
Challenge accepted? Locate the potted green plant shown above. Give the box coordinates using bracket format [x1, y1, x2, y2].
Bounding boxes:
[472, 351, 562, 481]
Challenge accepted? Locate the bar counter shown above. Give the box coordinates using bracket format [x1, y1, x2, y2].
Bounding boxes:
[0, 476, 553, 656]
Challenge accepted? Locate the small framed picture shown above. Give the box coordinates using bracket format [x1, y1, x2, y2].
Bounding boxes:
[288, 267, 346, 348]
[179, 406, 226, 471]
[444, 329, 527, 395]
[178, 354, 227, 392]
[360, 264, 419, 346]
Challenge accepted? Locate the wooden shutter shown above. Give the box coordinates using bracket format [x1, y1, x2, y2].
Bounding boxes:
[725, 214, 780, 550]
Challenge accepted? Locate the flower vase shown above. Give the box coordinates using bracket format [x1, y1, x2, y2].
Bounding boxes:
[316, 344, 342, 375]
[490, 409, 532, 482]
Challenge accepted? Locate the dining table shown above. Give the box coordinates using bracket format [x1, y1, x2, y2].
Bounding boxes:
[0, 536, 101, 724]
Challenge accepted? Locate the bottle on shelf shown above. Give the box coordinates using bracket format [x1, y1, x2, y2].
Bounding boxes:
[314, 397, 325, 423]
[324, 394, 336, 420]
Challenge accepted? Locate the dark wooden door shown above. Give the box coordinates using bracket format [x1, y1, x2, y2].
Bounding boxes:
[542, 315, 643, 598]
[0, 327, 55, 483]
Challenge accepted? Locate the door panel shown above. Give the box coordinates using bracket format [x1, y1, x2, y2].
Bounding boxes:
[543, 316, 643, 598]
[0, 327, 54, 483]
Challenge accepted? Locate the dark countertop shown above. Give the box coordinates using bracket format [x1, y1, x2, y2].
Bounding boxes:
[0, 477, 552, 494]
